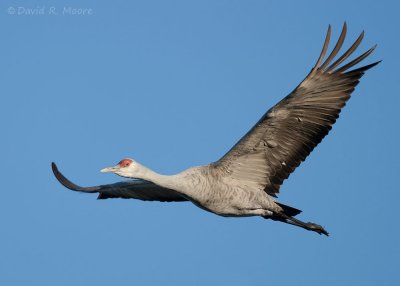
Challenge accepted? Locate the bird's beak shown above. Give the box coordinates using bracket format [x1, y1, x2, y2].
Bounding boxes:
[100, 166, 119, 173]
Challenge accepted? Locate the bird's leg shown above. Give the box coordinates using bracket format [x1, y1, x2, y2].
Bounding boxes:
[271, 213, 329, 236]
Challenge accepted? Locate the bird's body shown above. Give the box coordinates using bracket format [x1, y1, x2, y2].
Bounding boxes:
[52, 23, 379, 236]
[159, 165, 279, 217]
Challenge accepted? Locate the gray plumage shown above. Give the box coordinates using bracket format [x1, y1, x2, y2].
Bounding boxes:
[52, 163, 186, 202]
[52, 23, 379, 236]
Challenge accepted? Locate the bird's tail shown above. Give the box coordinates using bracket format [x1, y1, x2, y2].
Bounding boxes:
[275, 202, 302, 217]
[268, 204, 328, 236]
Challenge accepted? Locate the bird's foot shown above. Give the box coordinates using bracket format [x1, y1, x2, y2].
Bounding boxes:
[306, 222, 329, 236]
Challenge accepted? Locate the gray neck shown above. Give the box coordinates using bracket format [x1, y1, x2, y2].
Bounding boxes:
[136, 165, 185, 193]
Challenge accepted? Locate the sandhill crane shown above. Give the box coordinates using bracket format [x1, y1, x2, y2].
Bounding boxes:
[52, 23, 379, 236]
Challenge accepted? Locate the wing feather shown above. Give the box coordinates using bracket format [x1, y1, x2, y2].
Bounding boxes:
[212, 24, 379, 197]
[51, 162, 188, 202]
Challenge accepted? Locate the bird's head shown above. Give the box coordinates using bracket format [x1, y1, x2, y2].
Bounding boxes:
[100, 158, 142, 178]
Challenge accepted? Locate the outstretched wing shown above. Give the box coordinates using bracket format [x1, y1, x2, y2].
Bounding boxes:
[52, 162, 188, 202]
[212, 23, 380, 197]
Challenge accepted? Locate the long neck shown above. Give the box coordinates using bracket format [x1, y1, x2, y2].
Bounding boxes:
[136, 164, 184, 192]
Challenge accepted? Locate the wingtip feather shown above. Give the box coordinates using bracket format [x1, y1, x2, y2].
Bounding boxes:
[51, 162, 99, 193]
[320, 22, 348, 70]
[314, 24, 331, 69]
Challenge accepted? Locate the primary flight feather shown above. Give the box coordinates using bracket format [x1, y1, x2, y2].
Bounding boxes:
[52, 23, 379, 236]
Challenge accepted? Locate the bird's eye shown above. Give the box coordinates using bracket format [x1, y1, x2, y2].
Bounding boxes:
[118, 159, 132, 168]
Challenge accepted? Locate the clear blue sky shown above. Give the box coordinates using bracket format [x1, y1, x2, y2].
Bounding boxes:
[1, 0, 398, 285]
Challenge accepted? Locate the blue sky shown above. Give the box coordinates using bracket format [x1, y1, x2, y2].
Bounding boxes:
[1, 0, 399, 285]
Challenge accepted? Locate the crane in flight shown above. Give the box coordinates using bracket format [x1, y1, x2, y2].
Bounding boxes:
[52, 23, 379, 236]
